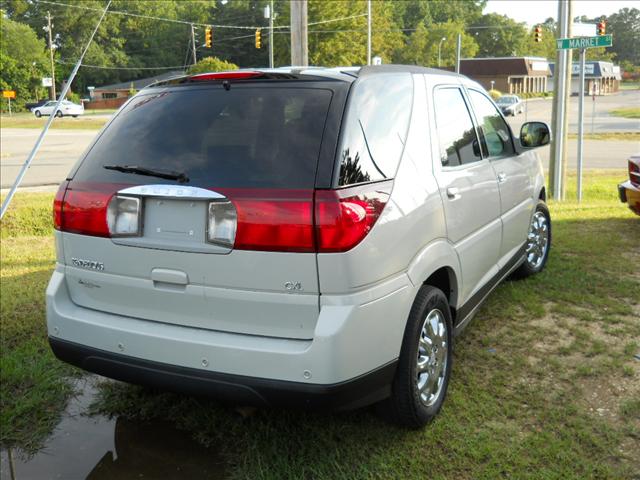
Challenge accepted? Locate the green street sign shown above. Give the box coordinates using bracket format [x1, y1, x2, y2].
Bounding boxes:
[556, 34, 612, 50]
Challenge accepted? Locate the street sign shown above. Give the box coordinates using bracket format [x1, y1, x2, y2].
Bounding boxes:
[556, 34, 612, 50]
[42, 77, 53, 87]
[2, 90, 16, 98]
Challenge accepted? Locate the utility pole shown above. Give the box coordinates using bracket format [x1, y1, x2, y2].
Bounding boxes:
[560, 0, 572, 199]
[290, 0, 308, 66]
[577, 47, 586, 201]
[47, 11, 56, 100]
[455, 33, 462, 73]
[549, 0, 570, 200]
[191, 24, 197, 66]
[367, 0, 372, 65]
[269, 0, 274, 68]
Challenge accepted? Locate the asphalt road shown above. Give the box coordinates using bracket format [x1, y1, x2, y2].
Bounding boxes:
[1, 90, 638, 189]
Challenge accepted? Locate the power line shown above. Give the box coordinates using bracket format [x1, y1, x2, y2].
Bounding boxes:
[36, 0, 367, 31]
[56, 59, 185, 70]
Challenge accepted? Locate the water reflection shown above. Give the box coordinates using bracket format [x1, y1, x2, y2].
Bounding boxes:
[0, 377, 226, 480]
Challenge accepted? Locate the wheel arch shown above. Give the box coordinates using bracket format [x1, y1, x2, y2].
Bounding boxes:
[407, 240, 461, 318]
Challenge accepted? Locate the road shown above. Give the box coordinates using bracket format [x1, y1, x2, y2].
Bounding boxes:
[1, 90, 638, 189]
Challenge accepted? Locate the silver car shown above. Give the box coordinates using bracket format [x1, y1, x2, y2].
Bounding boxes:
[47, 66, 551, 427]
[496, 94, 524, 116]
[33, 99, 84, 118]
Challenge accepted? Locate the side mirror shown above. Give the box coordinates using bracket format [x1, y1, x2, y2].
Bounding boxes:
[520, 122, 550, 149]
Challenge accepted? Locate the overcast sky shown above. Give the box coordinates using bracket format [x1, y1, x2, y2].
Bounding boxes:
[484, 0, 635, 26]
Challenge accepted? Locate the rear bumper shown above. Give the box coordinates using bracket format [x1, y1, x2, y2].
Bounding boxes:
[46, 266, 414, 408]
[49, 337, 396, 410]
[619, 180, 640, 215]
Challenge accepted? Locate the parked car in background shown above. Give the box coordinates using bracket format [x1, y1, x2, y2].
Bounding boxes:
[24, 99, 49, 111]
[495, 95, 524, 116]
[32, 100, 84, 118]
[618, 153, 640, 216]
[47, 65, 551, 428]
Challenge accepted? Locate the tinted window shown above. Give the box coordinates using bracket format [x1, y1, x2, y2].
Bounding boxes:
[73, 87, 332, 188]
[337, 74, 413, 186]
[433, 88, 481, 167]
[468, 90, 514, 158]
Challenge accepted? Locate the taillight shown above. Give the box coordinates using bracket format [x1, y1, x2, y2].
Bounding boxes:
[53, 181, 68, 230]
[207, 201, 237, 248]
[107, 195, 141, 236]
[315, 181, 392, 253]
[629, 160, 640, 187]
[191, 71, 263, 81]
[219, 189, 315, 253]
[61, 184, 113, 237]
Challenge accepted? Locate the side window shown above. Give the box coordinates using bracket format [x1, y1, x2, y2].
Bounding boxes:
[433, 88, 482, 167]
[337, 73, 413, 186]
[468, 90, 514, 158]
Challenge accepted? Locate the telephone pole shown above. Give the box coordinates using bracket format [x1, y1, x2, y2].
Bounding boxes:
[191, 24, 197, 65]
[367, 0, 372, 65]
[269, 0, 274, 68]
[549, 0, 570, 200]
[47, 11, 56, 100]
[290, 0, 308, 66]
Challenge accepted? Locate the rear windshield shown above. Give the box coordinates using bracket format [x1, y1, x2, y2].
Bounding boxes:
[73, 87, 333, 189]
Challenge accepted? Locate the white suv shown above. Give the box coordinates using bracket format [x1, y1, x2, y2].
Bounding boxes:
[47, 66, 551, 428]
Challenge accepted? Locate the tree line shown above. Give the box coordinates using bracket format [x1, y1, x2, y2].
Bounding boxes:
[1, 0, 638, 109]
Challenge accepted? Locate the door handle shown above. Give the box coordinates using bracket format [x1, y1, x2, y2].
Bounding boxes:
[446, 187, 460, 199]
[497, 172, 507, 183]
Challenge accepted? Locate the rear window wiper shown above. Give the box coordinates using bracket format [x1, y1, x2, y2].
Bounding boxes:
[103, 164, 189, 183]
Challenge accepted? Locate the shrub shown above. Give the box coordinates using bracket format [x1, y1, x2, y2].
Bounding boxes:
[488, 89, 502, 100]
[188, 57, 239, 75]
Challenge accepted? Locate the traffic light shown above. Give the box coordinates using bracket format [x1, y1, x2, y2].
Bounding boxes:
[597, 21, 606, 36]
[534, 25, 542, 43]
[255, 28, 261, 49]
[205, 27, 212, 48]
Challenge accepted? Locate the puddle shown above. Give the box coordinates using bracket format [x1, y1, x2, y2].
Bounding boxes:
[1, 377, 227, 480]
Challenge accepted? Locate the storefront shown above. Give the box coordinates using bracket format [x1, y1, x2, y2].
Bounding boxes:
[459, 57, 551, 94]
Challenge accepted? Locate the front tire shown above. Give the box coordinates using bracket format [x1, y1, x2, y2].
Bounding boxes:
[55, 110, 63, 118]
[34, 110, 42, 118]
[384, 285, 453, 428]
[512, 200, 551, 279]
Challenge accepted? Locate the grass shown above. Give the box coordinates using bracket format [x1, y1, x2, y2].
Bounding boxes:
[567, 132, 640, 141]
[0, 193, 80, 452]
[1, 171, 639, 477]
[609, 107, 640, 119]
[0, 114, 107, 130]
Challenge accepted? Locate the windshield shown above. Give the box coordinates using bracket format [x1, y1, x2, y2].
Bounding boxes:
[73, 86, 333, 189]
[497, 97, 516, 105]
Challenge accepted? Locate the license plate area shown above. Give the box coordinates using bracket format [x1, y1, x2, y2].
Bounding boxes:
[112, 198, 231, 254]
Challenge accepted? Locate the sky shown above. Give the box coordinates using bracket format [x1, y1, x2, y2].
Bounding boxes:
[484, 0, 635, 26]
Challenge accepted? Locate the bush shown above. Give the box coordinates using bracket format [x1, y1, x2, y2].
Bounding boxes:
[65, 92, 81, 104]
[488, 89, 502, 100]
[188, 56, 239, 75]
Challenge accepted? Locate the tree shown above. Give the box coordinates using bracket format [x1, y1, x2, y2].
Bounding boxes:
[471, 13, 528, 58]
[0, 15, 48, 109]
[399, 21, 478, 68]
[606, 7, 640, 65]
[188, 56, 239, 74]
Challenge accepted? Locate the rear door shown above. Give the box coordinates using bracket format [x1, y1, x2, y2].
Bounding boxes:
[431, 85, 502, 305]
[61, 82, 341, 340]
[466, 88, 534, 264]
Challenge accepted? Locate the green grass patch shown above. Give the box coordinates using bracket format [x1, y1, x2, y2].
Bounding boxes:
[0, 115, 107, 130]
[1, 172, 639, 477]
[568, 131, 640, 141]
[609, 107, 640, 119]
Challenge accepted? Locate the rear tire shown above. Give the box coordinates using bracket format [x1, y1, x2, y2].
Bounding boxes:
[55, 110, 63, 118]
[512, 200, 551, 279]
[34, 110, 42, 118]
[383, 285, 453, 428]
